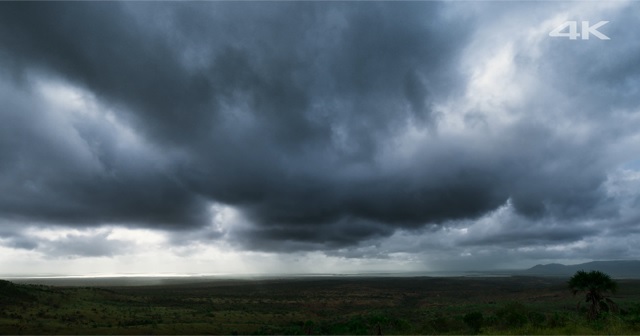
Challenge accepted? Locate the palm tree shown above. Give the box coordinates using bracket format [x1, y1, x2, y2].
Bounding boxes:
[568, 270, 618, 319]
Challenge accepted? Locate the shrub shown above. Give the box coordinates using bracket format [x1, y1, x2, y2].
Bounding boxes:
[528, 311, 546, 327]
[463, 311, 484, 334]
[495, 302, 528, 328]
[428, 315, 449, 333]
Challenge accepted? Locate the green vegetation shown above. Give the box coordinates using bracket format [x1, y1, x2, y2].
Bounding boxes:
[569, 270, 618, 320]
[1, 276, 640, 334]
[463, 311, 483, 334]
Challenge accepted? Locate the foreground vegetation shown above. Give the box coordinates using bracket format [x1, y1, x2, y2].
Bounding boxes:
[2, 276, 640, 334]
[568, 270, 619, 320]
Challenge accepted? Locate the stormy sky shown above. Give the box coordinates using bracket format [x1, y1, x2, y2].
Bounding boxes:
[1, 1, 640, 276]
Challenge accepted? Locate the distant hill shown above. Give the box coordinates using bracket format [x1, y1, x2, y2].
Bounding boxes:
[521, 260, 640, 278]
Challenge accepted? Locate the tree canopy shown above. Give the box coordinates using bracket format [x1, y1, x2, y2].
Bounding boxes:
[568, 270, 618, 319]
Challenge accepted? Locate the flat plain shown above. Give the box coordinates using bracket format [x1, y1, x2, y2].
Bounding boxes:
[2, 276, 640, 334]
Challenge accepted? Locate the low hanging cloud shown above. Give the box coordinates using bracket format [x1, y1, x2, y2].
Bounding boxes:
[0, 1, 639, 260]
[0, 223, 131, 258]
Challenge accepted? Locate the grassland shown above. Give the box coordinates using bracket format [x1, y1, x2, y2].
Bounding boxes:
[2, 276, 640, 334]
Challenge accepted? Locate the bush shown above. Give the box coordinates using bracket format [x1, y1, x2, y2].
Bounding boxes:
[495, 302, 528, 328]
[546, 312, 568, 328]
[463, 311, 483, 334]
[426, 314, 449, 333]
[528, 311, 546, 327]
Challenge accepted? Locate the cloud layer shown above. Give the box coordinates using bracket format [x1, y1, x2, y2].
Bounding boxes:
[1, 1, 639, 270]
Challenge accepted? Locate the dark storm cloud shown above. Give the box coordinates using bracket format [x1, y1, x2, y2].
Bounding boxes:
[0, 76, 208, 229]
[235, 217, 396, 252]
[459, 218, 600, 248]
[40, 232, 130, 258]
[0, 1, 639, 254]
[0, 228, 38, 250]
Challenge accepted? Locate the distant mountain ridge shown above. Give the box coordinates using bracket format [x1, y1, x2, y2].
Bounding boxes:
[521, 260, 640, 278]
